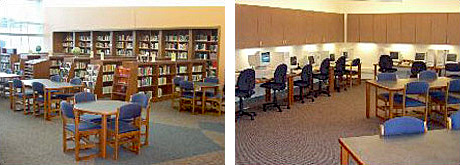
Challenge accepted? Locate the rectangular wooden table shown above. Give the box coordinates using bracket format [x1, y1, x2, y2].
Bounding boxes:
[194, 82, 220, 113]
[373, 63, 444, 79]
[22, 79, 83, 120]
[339, 129, 460, 165]
[365, 77, 451, 119]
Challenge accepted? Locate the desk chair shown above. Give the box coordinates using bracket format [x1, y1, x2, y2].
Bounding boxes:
[376, 73, 399, 119]
[171, 77, 185, 108]
[334, 56, 347, 92]
[410, 61, 427, 78]
[32, 82, 47, 116]
[74, 92, 102, 123]
[55, 78, 83, 102]
[447, 111, 460, 130]
[50, 75, 63, 82]
[380, 116, 426, 136]
[430, 79, 460, 127]
[313, 58, 331, 97]
[130, 93, 152, 146]
[393, 81, 430, 122]
[418, 70, 437, 81]
[236, 69, 256, 120]
[11, 79, 33, 114]
[179, 80, 201, 114]
[261, 64, 288, 112]
[294, 64, 314, 103]
[60, 101, 102, 161]
[378, 55, 397, 73]
[444, 63, 460, 78]
[345, 58, 361, 87]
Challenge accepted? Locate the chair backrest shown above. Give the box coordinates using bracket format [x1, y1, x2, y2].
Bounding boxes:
[300, 64, 313, 82]
[179, 80, 194, 91]
[377, 73, 397, 82]
[69, 78, 82, 85]
[32, 82, 44, 95]
[319, 58, 330, 74]
[382, 116, 426, 136]
[12, 78, 23, 89]
[335, 56, 346, 74]
[405, 81, 429, 95]
[130, 93, 149, 109]
[418, 70, 437, 81]
[204, 77, 219, 84]
[448, 79, 460, 93]
[410, 61, 427, 76]
[74, 92, 96, 104]
[449, 111, 460, 130]
[173, 76, 185, 86]
[60, 101, 75, 119]
[50, 75, 62, 82]
[351, 58, 360, 66]
[273, 64, 287, 84]
[379, 55, 392, 69]
[236, 69, 255, 91]
[445, 63, 460, 72]
[118, 103, 142, 120]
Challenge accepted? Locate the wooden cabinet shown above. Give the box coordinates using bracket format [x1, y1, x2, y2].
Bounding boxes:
[267, 8, 286, 47]
[359, 14, 374, 42]
[431, 14, 448, 44]
[256, 6, 274, 47]
[304, 12, 315, 43]
[335, 14, 345, 42]
[415, 14, 432, 44]
[386, 14, 401, 43]
[235, 5, 259, 49]
[401, 14, 416, 43]
[284, 10, 306, 45]
[373, 14, 387, 43]
[347, 14, 360, 42]
[447, 13, 460, 45]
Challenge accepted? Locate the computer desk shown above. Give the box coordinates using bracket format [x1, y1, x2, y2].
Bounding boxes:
[373, 62, 444, 79]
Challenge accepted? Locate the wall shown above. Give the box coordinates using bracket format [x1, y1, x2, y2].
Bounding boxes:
[235, 0, 341, 13]
[43, 6, 225, 83]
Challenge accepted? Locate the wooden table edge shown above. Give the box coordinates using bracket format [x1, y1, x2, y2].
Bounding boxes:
[339, 138, 365, 165]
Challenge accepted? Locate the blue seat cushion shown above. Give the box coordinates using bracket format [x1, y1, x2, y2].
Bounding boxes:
[384, 116, 425, 136]
[260, 82, 285, 90]
[431, 93, 460, 104]
[80, 114, 102, 123]
[15, 91, 34, 97]
[294, 80, 310, 87]
[393, 95, 426, 107]
[313, 74, 328, 80]
[65, 122, 101, 133]
[54, 94, 74, 100]
[108, 121, 139, 134]
[181, 91, 201, 99]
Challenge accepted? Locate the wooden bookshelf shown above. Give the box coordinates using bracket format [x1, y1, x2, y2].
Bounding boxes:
[53, 32, 74, 54]
[92, 59, 136, 98]
[136, 30, 160, 61]
[75, 31, 92, 55]
[24, 59, 50, 79]
[192, 29, 219, 78]
[162, 30, 191, 61]
[68, 57, 91, 81]
[49, 56, 64, 76]
[94, 31, 112, 56]
[0, 48, 18, 72]
[111, 66, 137, 101]
[114, 31, 135, 57]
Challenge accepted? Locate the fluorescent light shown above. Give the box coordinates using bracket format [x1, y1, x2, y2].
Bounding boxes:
[390, 44, 413, 52]
[302, 44, 318, 51]
[275, 46, 292, 52]
[428, 45, 454, 50]
[357, 43, 377, 52]
[323, 43, 335, 51]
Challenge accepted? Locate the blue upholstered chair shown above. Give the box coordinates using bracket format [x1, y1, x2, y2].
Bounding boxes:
[130, 93, 151, 146]
[294, 64, 314, 103]
[55, 78, 83, 101]
[313, 58, 331, 97]
[171, 76, 185, 108]
[50, 75, 62, 82]
[381, 116, 426, 136]
[261, 64, 288, 112]
[345, 58, 361, 87]
[107, 103, 142, 160]
[431, 79, 460, 126]
[378, 55, 397, 73]
[236, 69, 256, 120]
[418, 70, 437, 81]
[204, 77, 219, 84]
[31, 82, 46, 116]
[74, 92, 97, 104]
[393, 81, 430, 122]
[334, 56, 347, 92]
[410, 61, 427, 78]
[448, 111, 460, 130]
[60, 101, 101, 161]
[11, 79, 33, 114]
[375, 73, 399, 119]
[444, 63, 460, 78]
[179, 80, 200, 114]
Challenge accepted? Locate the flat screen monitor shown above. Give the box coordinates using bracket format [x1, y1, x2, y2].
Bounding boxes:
[261, 52, 270, 64]
[290, 56, 297, 66]
[390, 52, 399, 60]
[308, 56, 315, 65]
[342, 52, 348, 59]
[329, 54, 335, 61]
[415, 53, 426, 61]
[447, 54, 457, 62]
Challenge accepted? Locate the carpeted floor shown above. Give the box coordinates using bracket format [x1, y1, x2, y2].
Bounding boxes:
[236, 83, 444, 164]
[0, 99, 225, 164]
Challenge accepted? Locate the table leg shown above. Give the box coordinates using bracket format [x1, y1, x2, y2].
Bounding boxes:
[366, 83, 370, 118]
[340, 145, 349, 165]
[46, 90, 51, 120]
[101, 115, 107, 158]
[374, 64, 377, 80]
[288, 76, 293, 108]
[202, 88, 205, 114]
[358, 63, 362, 84]
[9, 82, 13, 109]
[329, 67, 335, 94]
[265, 88, 271, 102]
[389, 91, 394, 119]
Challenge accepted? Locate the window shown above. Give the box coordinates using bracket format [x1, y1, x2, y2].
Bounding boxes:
[0, 0, 44, 53]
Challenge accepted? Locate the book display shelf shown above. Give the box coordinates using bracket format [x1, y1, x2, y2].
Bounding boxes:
[49, 56, 64, 76]
[75, 32, 92, 55]
[94, 31, 111, 56]
[24, 59, 50, 79]
[0, 48, 18, 72]
[111, 66, 137, 101]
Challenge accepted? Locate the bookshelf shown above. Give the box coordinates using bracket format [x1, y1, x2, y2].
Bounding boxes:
[0, 48, 18, 72]
[92, 59, 135, 98]
[111, 66, 137, 101]
[53, 32, 74, 54]
[192, 29, 219, 78]
[49, 56, 64, 76]
[75, 32, 92, 55]
[114, 31, 135, 57]
[162, 30, 191, 61]
[69, 57, 91, 81]
[24, 59, 50, 79]
[94, 31, 111, 56]
[136, 30, 160, 61]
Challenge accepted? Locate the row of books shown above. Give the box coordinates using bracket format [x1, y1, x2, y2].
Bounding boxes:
[79, 35, 91, 41]
[139, 42, 159, 49]
[159, 66, 171, 75]
[139, 35, 159, 42]
[103, 74, 114, 82]
[96, 35, 110, 41]
[138, 67, 153, 76]
[116, 42, 133, 49]
[50, 68, 60, 75]
[75, 62, 88, 70]
[138, 77, 153, 87]
[75, 70, 88, 79]
[195, 34, 218, 42]
[192, 74, 203, 82]
[103, 64, 117, 72]
[96, 42, 110, 48]
[165, 43, 188, 50]
[139, 50, 159, 56]
[78, 42, 91, 47]
[117, 34, 133, 41]
[165, 35, 189, 42]
[192, 65, 203, 72]
[97, 49, 110, 55]
[116, 49, 134, 56]
[64, 35, 73, 41]
[62, 42, 73, 47]
[177, 66, 188, 74]
[102, 86, 112, 94]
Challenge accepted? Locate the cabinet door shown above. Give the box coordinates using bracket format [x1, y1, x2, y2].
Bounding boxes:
[373, 14, 387, 43]
[266, 8, 286, 47]
[415, 14, 432, 44]
[347, 14, 360, 42]
[431, 13, 447, 44]
[257, 6, 272, 47]
[304, 12, 315, 43]
[447, 13, 460, 45]
[401, 14, 416, 43]
[336, 14, 345, 42]
[236, 5, 259, 49]
[284, 10, 305, 46]
[359, 14, 374, 42]
[387, 14, 401, 43]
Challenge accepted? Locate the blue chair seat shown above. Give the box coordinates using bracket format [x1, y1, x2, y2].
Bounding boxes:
[312, 74, 328, 80]
[235, 89, 255, 98]
[260, 82, 285, 90]
[15, 90, 34, 97]
[80, 114, 103, 123]
[65, 122, 101, 133]
[54, 93, 74, 100]
[108, 121, 139, 134]
[393, 95, 426, 107]
[181, 91, 202, 99]
[431, 93, 460, 104]
[294, 80, 310, 87]
[377, 93, 403, 101]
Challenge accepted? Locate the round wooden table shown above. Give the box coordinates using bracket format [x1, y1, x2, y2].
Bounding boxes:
[74, 100, 129, 158]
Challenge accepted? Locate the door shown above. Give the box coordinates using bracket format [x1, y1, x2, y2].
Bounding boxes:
[347, 14, 360, 42]
[386, 14, 401, 43]
[400, 14, 416, 43]
[373, 14, 387, 43]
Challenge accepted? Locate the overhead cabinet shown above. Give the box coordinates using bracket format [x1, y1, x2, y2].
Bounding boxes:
[447, 13, 460, 45]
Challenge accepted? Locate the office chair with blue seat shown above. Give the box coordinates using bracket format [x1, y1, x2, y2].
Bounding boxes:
[380, 116, 426, 136]
[444, 63, 460, 78]
[410, 61, 427, 78]
[334, 56, 347, 92]
[236, 69, 256, 120]
[313, 58, 331, 97]
[418, 70, 437, 81]
[448, 111, 460, 130]
[261, 64, 288, 112]
[378, 55, 397, 73]
[393, 81, 430, 122]
[375, 73, 399, 119]
[294, 64, 314, 103]
[430, 79, 460, 126]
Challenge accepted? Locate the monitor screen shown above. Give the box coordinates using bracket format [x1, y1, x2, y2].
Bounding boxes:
[308, 56, 315, 65]
[261, 52, 270, 63]
[290, 56, 297, 66]
[329, 54, 335, 61]
[390, 52, 399, 60]
[342, 52, 348, 58]
[415, 53, 426, 61]
[447, 54, 457, 62]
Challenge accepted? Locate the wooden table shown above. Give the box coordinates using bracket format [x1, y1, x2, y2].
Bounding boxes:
[365, 77, 451, 119]
[22, 79, 83, 120]
[373, 63, 444, 79]
[339, 129, 460, 165]
[74, 100, 129, 159]
[1, 73, 23, 108]
[194, 82, 220, 112]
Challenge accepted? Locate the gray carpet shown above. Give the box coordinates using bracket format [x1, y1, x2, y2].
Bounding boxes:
[236, 83, 444, 164]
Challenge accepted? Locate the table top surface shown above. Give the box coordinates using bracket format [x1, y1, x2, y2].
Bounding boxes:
[74, 100, 129, 115]
[194, 82, 219, 87]
[367, 77, 451, 90]
[0, 72, 21, 78]
[21, 79, 83, 89]
[339, 129, 460, 164]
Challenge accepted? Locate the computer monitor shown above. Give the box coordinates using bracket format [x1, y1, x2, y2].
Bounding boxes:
[390, 52, 399, 60]
[308, 56, 315, 65]
[415, 53, 426, 61]
[342, 52, 348, 59]
[447, 54, 457, 62]
[261, 52, 270, 65]
[290, 56, 297, 66]
[329, 54, 335, 61]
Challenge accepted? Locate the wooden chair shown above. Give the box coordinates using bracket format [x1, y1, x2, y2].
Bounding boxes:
[345, 58, 361, 88]
[204, 86, 223, 116]
[130, 93, 152, 146]
[179, 80, 200, 114]
[375, 73, 398, 120]
[171, 77, 185, 109]
[31, 82, 46, 116]
[107, 104, 142, 160]
[392, 81, 430, 122]
[10, 79, 33, 114]
[430, 79, 460, 126]
[60, 101, 102, 161]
